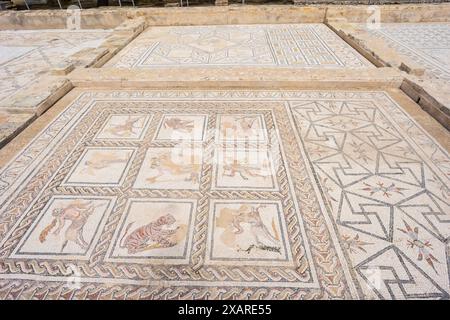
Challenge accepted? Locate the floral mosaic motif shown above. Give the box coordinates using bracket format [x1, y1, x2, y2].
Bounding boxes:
[341, 234, 373, 254]
[361, 181, 408, 198]
[397, 220, 440, 273]
[289, 94, 449, 298]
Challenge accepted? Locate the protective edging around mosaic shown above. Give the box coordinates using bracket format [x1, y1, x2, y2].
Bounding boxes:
[0, 76, 73, 116]
[0, 111, 36, 149]
[68, 67, 404, 90]
[0, 75, 72, 148]
[401, 77, 450, 130]
[326, 22, 425, 76]
[91, 17, 147, 68]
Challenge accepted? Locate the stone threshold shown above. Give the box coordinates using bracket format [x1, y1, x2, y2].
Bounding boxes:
[68, 67, 403, 90]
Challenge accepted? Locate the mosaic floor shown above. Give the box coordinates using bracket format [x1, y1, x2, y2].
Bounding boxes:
[0, 29, 111, 103]
[366, 23, 450, 81]
[0, 89, 448, 299]
[106, 24, 373, 69]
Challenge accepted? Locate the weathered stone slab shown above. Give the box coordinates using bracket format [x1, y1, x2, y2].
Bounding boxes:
[81, 18, 148, 68]
[114, 17, 146, 34]
[50, 61, 76, 76]
[0, 111, 35, 149]
[325, 3, 450, 23]
[69, 66, 403, 89]
[0, 8, 126, 30]
[363, 23, 450, 81]
[69, 47, 111, 68]
[0, 29, 111, 104]
[327, 22, 425, 75]
[401, 76, 450, 130]
[0, 75, 73, 116]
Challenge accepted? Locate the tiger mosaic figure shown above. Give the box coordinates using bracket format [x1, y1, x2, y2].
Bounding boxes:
[119, 213, 186, 254]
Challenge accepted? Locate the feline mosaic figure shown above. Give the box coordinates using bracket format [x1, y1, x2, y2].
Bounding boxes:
[119, 213, 187, 254]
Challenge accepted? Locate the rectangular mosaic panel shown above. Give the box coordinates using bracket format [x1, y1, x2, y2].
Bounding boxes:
[0, 90, 448, 300]
[106, 24, 373, 69]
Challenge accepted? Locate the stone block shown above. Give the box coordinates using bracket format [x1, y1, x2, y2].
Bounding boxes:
[0, 76, 73, 116]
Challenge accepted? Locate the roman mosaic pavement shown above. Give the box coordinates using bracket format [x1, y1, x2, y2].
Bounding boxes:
[106, 24, 373, 68]
[0, 29, 111, 103]
[1, 4, 450, 300]
[0, 90, 448, 299]
[366, 23, 450, 81]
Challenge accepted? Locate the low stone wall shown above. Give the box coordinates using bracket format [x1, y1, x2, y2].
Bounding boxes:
[0, 7, 127, 29]
[1, 3, 450, 30]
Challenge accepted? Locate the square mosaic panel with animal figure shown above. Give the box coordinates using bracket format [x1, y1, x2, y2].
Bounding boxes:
[106, 198, 196, 264]
[62, 147, 136, 187]
[217, 114, 268, 143]
[154, 114, 208, 142]
[133, 146, 203, 190]
[206, 200, 292, 266]
[95, 114, 153, 141]
[9, 195, 116, 260]
[212, 147, 279, 191]
[1, 90, 448, 299]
